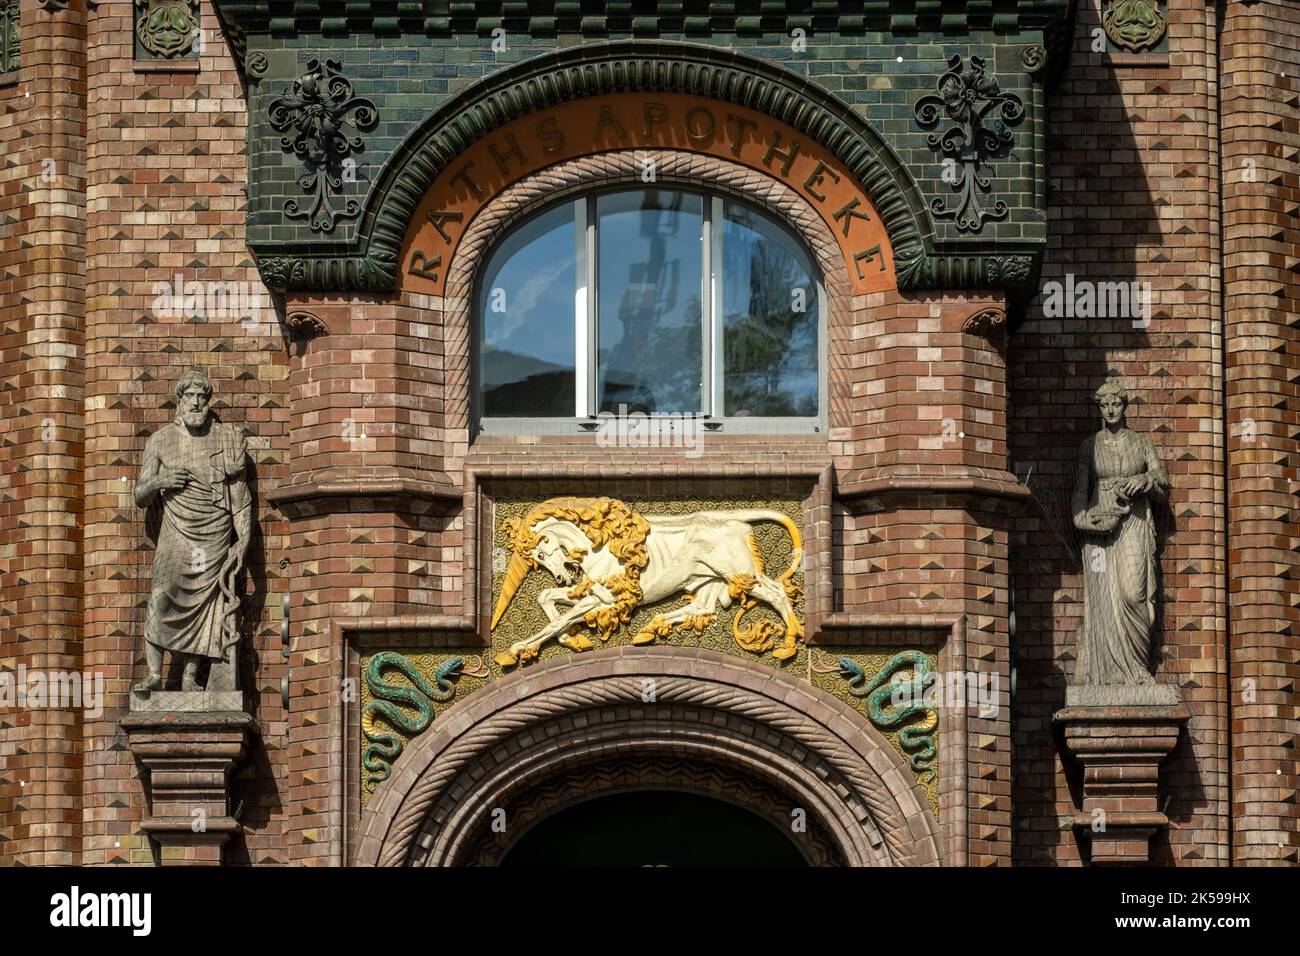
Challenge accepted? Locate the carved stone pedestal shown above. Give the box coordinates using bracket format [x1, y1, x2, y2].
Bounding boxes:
[121, 705, 255, 866]
[1053, 704, 1187, 866]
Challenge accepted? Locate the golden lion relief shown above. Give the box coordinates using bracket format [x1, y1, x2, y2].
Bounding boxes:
[491, 497, 805, 667]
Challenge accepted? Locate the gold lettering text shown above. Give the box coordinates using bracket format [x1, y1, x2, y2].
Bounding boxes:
[803, 160, 841, 203]
[833, 197, 872, 237]
[684, 106, 716, 144]
[426, 210, 463, 244]
[762, 130, 802, 177]
[536, 116, 565, 154]
[593, 105, 629, 142]
[487, 133, 527, 176]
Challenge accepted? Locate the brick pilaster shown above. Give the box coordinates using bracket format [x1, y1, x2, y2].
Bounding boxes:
[0, 0, 87, 867]
[1219, 0, 1300, 867]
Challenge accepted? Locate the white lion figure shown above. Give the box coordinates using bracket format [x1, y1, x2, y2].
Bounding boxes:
[491, 497, 805, 668]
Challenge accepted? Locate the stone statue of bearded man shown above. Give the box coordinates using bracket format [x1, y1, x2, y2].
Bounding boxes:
[133, 370, 251, 694]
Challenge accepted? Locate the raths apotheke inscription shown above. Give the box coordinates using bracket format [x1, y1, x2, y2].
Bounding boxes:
[399, 93, 896, 297]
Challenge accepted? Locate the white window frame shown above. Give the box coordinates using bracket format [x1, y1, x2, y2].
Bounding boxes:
[475, 188, 827, 437]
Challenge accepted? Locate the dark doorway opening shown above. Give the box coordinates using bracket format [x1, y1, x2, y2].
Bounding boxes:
[498, 789, 809, 866]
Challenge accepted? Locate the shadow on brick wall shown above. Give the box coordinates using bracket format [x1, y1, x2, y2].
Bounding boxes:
[227, 460, 283, 865]
[1009, 49, 1182, 864]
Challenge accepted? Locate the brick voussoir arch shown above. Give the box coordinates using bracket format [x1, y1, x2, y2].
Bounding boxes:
[460, 755, 846, 866]
[355, 648, 941, 867]
[422, 732, 862, 867]
[440, 147, 855, 433]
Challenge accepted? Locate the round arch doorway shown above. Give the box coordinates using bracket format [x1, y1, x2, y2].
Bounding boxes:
[499, 790, 808, 867]
[356, 648, 942, 867]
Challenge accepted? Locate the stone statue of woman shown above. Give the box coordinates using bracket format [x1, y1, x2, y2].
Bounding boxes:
[1068, 380, 1174, 704]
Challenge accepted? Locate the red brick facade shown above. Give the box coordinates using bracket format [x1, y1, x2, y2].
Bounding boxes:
[0, 0, 1295, 867]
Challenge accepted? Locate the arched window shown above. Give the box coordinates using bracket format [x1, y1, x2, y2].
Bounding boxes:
[476, 188, 824, 434]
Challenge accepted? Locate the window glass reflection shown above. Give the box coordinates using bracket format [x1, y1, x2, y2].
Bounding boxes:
[479, 202, 576, 417]
[596, 190, 704, 414]
[720, 201, 819, 417]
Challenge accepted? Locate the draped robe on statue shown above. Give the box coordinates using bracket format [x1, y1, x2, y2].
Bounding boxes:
[144, 419, 249, 662]
[1072, 428, 1168, 685]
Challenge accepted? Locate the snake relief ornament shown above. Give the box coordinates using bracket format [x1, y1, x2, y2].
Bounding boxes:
[838, 652, 938, 783]
[361, 652, 466, 790]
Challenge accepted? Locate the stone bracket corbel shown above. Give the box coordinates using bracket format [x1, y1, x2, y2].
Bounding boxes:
[1052, 704, 1188, 865]
[121, 710, 256, 866]
[285, 309, 330, 340]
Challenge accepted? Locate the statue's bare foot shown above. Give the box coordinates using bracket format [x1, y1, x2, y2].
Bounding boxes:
[181, 672, 201, 692]
[132, 675, 163, 693]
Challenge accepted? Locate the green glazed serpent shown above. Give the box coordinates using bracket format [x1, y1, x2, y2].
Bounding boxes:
[361, 652, 462, 790]
[838, 651, 937, 782]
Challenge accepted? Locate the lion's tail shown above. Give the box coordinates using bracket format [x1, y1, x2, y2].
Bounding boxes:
[734, 511, 803, 602]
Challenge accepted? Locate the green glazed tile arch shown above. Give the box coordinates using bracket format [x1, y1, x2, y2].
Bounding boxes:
[324, 40, 935, 294]
[251, 38, 1053, 294]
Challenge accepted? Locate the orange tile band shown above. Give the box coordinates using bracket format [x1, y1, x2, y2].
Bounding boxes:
[399, 93, 896, 296]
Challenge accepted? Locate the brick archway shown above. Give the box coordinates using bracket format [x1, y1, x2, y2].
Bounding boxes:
[459, 757, 846, 866]
[354, 648, 941, 867]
